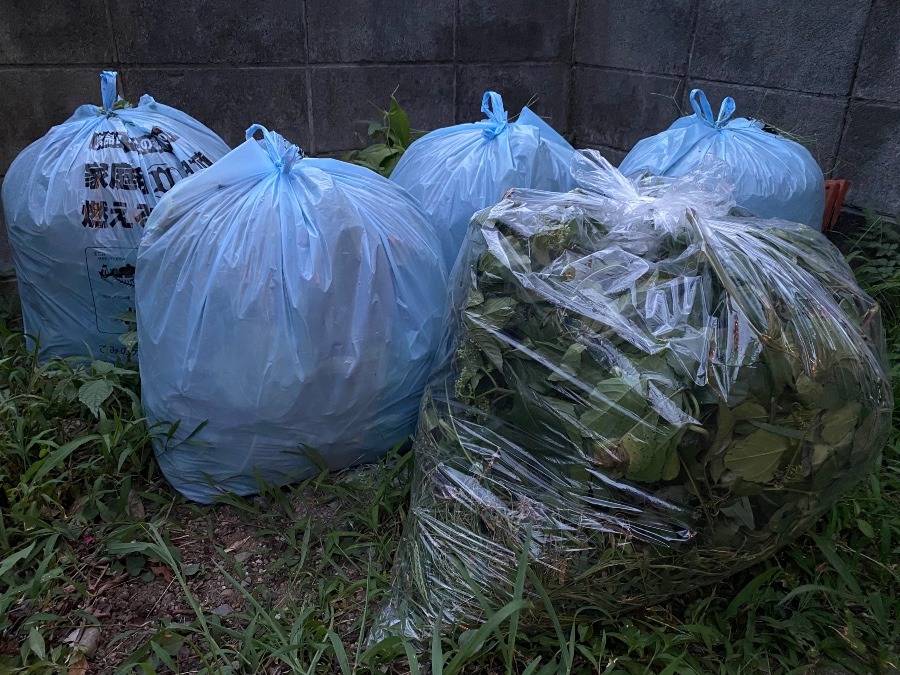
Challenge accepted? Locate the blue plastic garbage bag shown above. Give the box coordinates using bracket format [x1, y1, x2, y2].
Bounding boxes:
[1, 71, 229, 362]
[390, 91, 577, 269]
[619, 89, 825, 229]
[137, 125, 449, 503]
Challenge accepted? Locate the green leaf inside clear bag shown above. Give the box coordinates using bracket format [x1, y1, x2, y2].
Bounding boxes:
[724, 429, 792, 483]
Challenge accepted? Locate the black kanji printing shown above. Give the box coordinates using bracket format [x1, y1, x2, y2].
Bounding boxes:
[180, 152, 214, 176]
[81, 200, 152, 228]
[109, 201, 131, 228]
[85, 162, 150, 194]
[109, 162, 149, 194]
[89, 129, 180, 155]
[84, 163, 109, 189]
[134, 203, 152, 227]
[89, 131, 125, 151]
[82, 200, 108, 228]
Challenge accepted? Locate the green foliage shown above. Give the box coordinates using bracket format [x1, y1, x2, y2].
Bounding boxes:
[343, 93, 421, 177]
[98, 98, 133, 116]
[845, 210, 900, 386]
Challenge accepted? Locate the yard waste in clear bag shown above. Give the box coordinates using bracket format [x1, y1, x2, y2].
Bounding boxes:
[136, 125, 449, 503]
[390, 91, 577, 270]
[369, 150, 893, 643]
[619, 89, 825, 229]
[1, 71, 229, 362]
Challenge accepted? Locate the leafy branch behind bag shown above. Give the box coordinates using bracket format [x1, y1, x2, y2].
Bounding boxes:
[343, 94, 421, 177]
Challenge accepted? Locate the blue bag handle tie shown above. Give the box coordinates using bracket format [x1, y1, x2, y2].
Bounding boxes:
[481, 91, 509, 139]
[689, 89, 736, 129]
[100, 71, 118, 113]
[688, 89, 715, 126]
[246, 124, 304, 173]
[715, 97, 736, 128]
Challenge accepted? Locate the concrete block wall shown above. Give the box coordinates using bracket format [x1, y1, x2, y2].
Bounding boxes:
[0, 0, 897, 277]
[571, 0, 900, 216]
[0, 0, 575, 159]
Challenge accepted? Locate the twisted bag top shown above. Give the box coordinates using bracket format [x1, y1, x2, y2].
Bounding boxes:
[619, 89, 825, 229]
[137, 126, 449, 503]
[390, 91, 577, 270]
[1, 71, 230, 362]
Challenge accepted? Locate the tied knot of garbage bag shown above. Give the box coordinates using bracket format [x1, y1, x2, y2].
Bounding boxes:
[99, 70, 121, 115]
[246, 124, 304, 173]
[689, 89, 736, 130]
[571, 150, 735, 233]
[480, 91, 509, 139]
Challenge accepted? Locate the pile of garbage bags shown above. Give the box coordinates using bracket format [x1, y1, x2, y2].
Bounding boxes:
[2, 74, 892, 634]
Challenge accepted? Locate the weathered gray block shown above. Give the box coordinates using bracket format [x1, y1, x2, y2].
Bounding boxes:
[307, 0, 453, 63]
[686, 80, 847, 173]
[692, 0, 871, 95]
[855, 0, 900, 102]
[0, 1, 114, 64]
[457, 0, 573, 62]
[0, 199, 14, 277]
[310, 65, 454, 153]
[109, 0, 305, 63]
[572, 67, 682, 150]
[124, 68, 309, 150]
[575, 0, 694, 76]
[0, 69, 101, 175]
[456, 63, 570, 133]
[838, 101, 900, 213]
[579, 144, 628, 167]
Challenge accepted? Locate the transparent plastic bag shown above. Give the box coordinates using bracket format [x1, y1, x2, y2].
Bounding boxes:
[137, 126, 448, 503]
[370, 151, 893, 642]
[1, 71, 229, 362]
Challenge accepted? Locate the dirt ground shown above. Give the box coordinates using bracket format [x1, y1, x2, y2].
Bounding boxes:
[15, 482, 386, 674]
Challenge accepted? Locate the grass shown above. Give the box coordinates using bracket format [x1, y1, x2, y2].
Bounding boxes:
[0, 213, 898, 674]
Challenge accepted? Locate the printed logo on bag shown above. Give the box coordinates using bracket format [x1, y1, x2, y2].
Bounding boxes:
[86, 247, 138, 334]
[98, 263, 136, 287]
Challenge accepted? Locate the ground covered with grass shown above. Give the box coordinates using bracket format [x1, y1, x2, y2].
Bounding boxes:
[0, 218, 898, 674]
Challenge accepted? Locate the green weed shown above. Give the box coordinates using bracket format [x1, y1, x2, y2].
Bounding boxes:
[343, 93, 421, 178]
